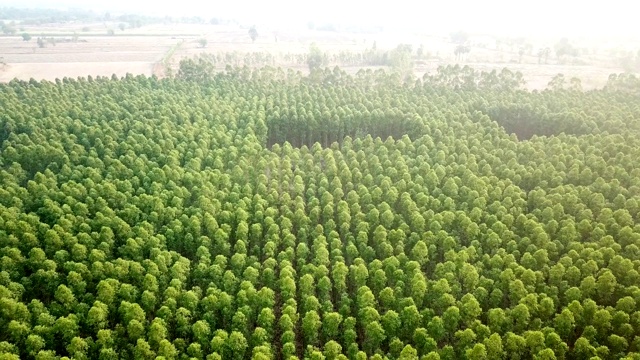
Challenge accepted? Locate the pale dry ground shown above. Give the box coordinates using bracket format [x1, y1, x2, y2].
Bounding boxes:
[0, 22, 633, 89]
[0, 33, 176, 81]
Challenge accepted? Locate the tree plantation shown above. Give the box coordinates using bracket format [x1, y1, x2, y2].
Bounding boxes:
[1, 64, 640, 360]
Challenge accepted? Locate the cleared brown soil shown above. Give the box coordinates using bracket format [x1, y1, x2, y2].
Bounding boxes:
[0, 23, 631, 89]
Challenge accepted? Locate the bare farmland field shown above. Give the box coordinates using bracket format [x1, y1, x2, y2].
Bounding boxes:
[0, 22, 634, 89]
[0, 30, 178, 81]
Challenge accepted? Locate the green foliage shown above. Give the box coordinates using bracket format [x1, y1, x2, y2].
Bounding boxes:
[555, 38, 579, 58]
[308, 43, 328, 72]
[388, 44, 414, 76]
[0, 64, 639, 359]
[248, 26, 258, 43]
[1, 22, 16, 35]
[176, 55, 215, 82]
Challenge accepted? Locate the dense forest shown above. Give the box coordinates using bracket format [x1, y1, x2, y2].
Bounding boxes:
[1, 64, 640, 360]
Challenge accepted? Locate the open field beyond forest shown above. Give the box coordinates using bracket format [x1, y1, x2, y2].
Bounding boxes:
[0, 22, 635, 88]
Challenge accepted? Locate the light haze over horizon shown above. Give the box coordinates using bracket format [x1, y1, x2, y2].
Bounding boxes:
[2, 0, 638, 38]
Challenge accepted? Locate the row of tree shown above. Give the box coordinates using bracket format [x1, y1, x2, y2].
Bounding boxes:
[0, 65, 639, 359]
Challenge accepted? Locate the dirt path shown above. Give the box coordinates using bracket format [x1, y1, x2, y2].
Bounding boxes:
[153, 40, 185, 78]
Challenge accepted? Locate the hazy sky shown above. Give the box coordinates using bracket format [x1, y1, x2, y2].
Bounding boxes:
[5, 0, 638, 37]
